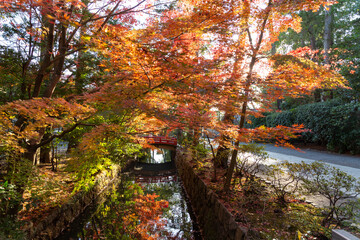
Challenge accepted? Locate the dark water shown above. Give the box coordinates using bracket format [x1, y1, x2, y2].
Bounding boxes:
[139, 175, 201, 239]
[56, 173, 201, 240]
[56, 144, 201, 239]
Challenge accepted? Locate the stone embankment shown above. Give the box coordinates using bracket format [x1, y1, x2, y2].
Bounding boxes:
[175, 150, 247, 240]
[25, 165, 121, 240]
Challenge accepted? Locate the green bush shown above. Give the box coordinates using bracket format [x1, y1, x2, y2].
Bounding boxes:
[193, 142, 210, 160]
[250, 99, 360, 153]
[0, 181, 25, 239]
[0, 181, 22, 217]
[280, 95, 314, 110]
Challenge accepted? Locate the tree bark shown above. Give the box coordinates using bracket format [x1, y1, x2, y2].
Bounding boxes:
[308, 25, 317, 50]
[214, 145, 230, 168]
[20, 60, 31, 99]
[75, 21, 86, 94]
[300, 30, 305, 47]
[32, 4, 55, 98]
[271, 43, 276, 55]
[40, 145, 52, 163]
[25, 145, 41, 166]
[214, 112, 233, 168]
[213, 0, 250, 170]
[323, 5, 333, 65]
[44, 24, 67, 98]
[223, 101, 248, 192]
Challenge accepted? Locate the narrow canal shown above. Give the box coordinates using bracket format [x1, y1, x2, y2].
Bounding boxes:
[56, 143, 202, 239]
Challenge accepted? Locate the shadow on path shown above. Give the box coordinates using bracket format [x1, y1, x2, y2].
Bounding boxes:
[262, 143, 360, 169]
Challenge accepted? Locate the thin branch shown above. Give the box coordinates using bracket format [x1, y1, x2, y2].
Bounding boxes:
[246, 28, 254, 52]
[141, 74, 191, 96]
[138, 62, 152, 89]
[34, 119, 96, 148]
[206, 134, 215, 159]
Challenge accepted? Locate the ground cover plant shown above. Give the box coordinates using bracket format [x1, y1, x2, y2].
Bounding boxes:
[19, 159, 75, 222]
[0, 158, 75, 239]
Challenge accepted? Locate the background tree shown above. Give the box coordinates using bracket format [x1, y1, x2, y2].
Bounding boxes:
[275, 0, 360, 100]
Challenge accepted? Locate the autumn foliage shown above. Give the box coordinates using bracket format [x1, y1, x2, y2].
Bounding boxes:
[0, 0, 348, 159]
[0, 0, 351, 235]
[125, 193, 169, 240]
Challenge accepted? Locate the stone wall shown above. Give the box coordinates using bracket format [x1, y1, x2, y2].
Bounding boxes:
[25, 165, 121, 240]
[175, 151, 247, 240]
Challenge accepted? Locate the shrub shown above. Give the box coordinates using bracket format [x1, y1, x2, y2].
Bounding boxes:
[265, 161, 305, 204]
[250, 100, 360, 153]
[265, 160, 360, 233]
[300, 161, 360, 228]
[0, 181, 22, 217]
[193, 142, 209, 160]
[236, 143, 268, 185]
[0, 181, 26, 239]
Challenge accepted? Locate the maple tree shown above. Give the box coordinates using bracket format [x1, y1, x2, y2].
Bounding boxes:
[0, 0, 352, 230]
[62, 182, 169, 239]
[0, 0, 153, 158]
[171, 0, 347, 192]
[0, 0, 160, 219]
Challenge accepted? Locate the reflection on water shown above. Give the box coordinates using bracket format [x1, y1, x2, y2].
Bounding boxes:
[143, 148, 172, 163]
[138, 145, 176, 164]
[56, 174, 199, 240]
[140, 176, 195, 239]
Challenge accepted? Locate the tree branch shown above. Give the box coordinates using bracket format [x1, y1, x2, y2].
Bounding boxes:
[35, 120, 96, 148]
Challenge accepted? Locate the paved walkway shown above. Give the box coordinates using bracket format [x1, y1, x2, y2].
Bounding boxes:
[260, 144, 360, 180]
[253, 144, 360, 209]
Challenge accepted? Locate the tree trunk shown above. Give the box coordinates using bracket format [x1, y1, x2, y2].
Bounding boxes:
[271, 43, 276, 55]
[214, 0, 249, 171]
[323, 5, 333, 65]
[25, 145, 41, 165]
[32, 5, 55, 98]
[44, 24, 67, 98]
[214, 145, 230, 168]
[75, 25, 86, 94]
[20, 60, 31, 99]
[223, 101, 248, 192]
[192, 127, 200, 147]
[214, 111, 234, 168]
[40, 145, 52, 163]
[314, 88, 321, 102]
[223, 0, 270, 193]
[300, 30, 305, 47]
[308, 25, 317, 50]
[276, 99, 282, 110]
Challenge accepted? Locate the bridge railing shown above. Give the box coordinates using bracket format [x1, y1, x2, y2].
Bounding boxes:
[142, 136, 177, 146]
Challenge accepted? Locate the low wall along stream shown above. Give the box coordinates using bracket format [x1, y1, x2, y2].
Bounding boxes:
[175, 150, 247, 240]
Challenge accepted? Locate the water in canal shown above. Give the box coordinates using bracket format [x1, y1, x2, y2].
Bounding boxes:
[57, 146, 201, 239]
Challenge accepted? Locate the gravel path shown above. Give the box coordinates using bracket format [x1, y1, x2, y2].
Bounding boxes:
[261, 143, 360, 180]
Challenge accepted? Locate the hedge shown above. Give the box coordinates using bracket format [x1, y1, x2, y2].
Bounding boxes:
[250, 100, 360, 154]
